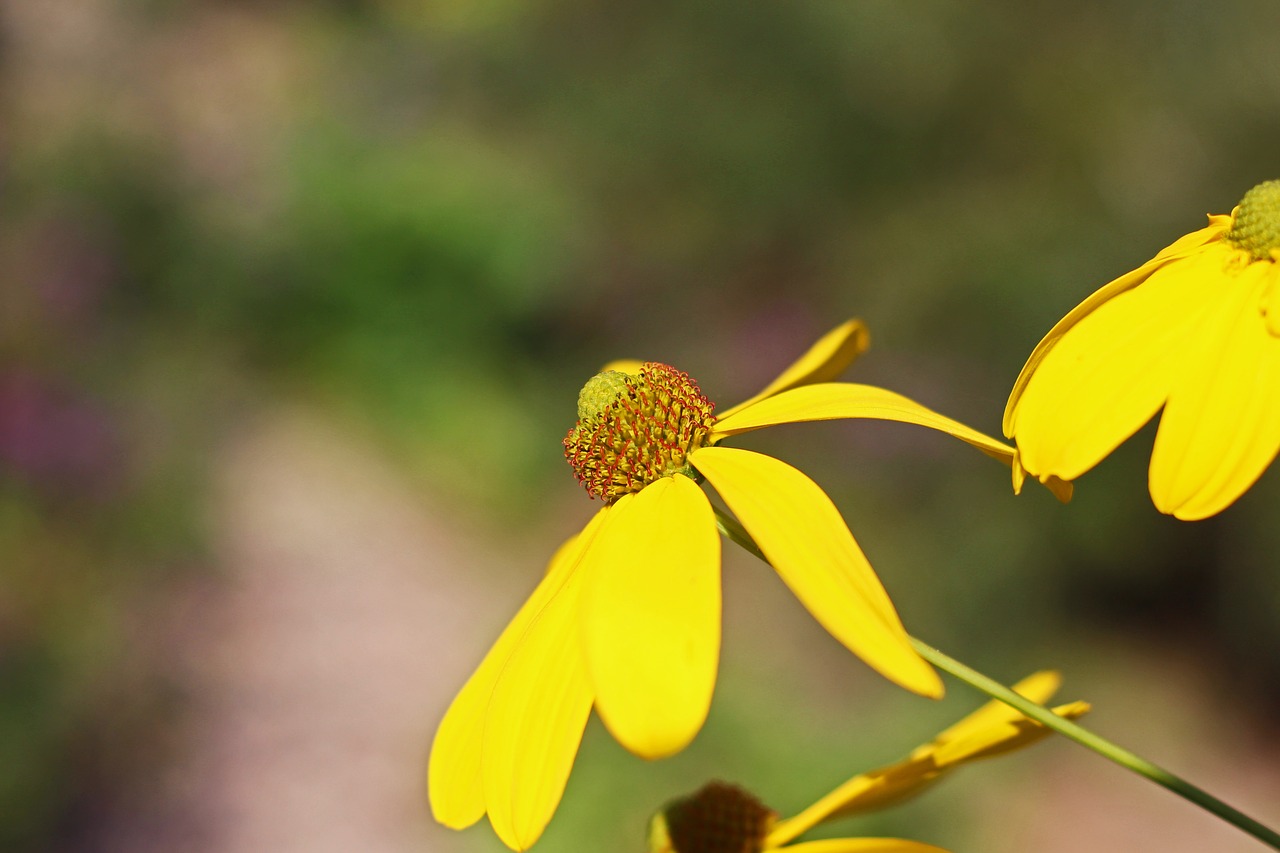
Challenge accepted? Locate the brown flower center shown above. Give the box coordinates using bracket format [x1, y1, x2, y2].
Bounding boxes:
[1226, 179, 1280, 260]
[563, 363, 716, 504]
[652, 782, 776, 853]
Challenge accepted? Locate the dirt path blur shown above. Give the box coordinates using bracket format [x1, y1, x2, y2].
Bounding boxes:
[110, 407, 518, 853]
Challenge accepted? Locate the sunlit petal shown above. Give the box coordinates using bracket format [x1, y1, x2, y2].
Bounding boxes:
[1003, 217, 1231, 433]
[713, 382, 1015, 468]
[1006, 247, 1230, 481]
[769, 671, 1087, 847]
[580, 474, 721, 758]
[929, 700, 1090, 768]
[718, 319, 871, 420]
[921, 670, 1061, 754]
[600, 358, 645, 375]
[1150, 262, 1280, 519]
[482, 514, 608, 850]
[1264, 261, 1280, 337]
[782, 839, 951, 853]
[427, 508, 606, 830]
[690, 446, 941, 698]
[767, 762, 931, 846]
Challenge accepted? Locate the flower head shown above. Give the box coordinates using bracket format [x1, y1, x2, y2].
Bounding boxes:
[564, 362, 716, 502]
[431, 319, 1040, 849]
[647, 671, 1088, 853]
[1005, 179, 1280, 519]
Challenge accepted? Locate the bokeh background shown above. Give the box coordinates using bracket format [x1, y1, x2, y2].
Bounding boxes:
[3, 1, 1280, 851]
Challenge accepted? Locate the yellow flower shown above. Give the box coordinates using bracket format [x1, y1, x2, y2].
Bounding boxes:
[1005, 179, 1280, 520]
[647, 671, 1089, 853]
[430, 319, 1034, 850]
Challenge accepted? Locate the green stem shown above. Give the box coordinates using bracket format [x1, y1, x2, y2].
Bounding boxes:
[713, 507, 1280, 850]
[713, 506, 767, 562]
[913, 639, 1280, 850]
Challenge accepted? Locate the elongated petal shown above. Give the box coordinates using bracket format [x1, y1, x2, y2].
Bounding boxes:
[921, 670, 1061, 754]
[718, 319, 870, 420]
[1005, 247, 1230, 482]
[428, 509, 606, 830]
[770, 673, 1087, 846]
[480, 508, 614, 848]
[713, 382, 1016, 468]
[580, 475, 721, 758]
[783, 839, 951, 853]
[1003, 216, 1231, 434]
[768, 762, 931, 846]
[482, 562, 595, 851]
[691, 446, 940, 698]
[929, 700, 1090, 768]
[1150, 262, 1280, 519]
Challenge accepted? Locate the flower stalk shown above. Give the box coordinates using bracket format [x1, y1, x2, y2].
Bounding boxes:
[912, 639, 1280, 850]
[713, 506, 1280, 851]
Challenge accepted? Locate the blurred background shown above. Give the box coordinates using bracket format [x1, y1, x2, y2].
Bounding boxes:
[3, 0, 1280, 850]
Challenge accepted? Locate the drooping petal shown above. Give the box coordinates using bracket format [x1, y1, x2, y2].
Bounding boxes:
[768, 671, 1087, 847]
[782, 839, 951, 853]
[1150, 261, 1280, 519]
[482, 585, 595, 850]
[427, 508, 607, 831]
[480, 510, 614, 850]
[928, 699, 1090, 769]
[712, 382, 1034, 479]
[690, 446, 941, 698]
[767, 762, 931, 846]
[718, 319, 871, 421]
[1005, 246, 1231, 482]
[920, 670, 1061, 755]
[580, 474, 721, 759]
[1003, 216, 1231, 434]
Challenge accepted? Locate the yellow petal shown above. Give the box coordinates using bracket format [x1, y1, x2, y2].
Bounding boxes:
[1009, 452, 1075, 502]
[600, 359, 645, 376]
[580, 474, 721, 758]
[482, 536, 599, 850]
[921, 670, 1061, 754]
[928, 700, 1091, 768]
[768, 761, 934, 846]
[718, 319, 871, 421]
[1264, 262, 1280, 337]
[1004, 216, 1231, 434]
[427, 509, 606, 831]
[782, 839, 951, 853]
[713, 383, 1015, 468]
[1149, 261, 1280, 519]
[690, 446, 941, 698]
[1005, 246, 1231, 481]
[647, 811, 674, 853]
[767, 671, 1085, 847]
[916, 668, 1088, 769]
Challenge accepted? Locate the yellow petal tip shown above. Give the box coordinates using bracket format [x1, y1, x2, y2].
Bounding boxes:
[916, 669, 945, 700]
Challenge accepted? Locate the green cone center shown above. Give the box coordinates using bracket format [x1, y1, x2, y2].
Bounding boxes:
[563, 363, 716, 503]
[1226, 179, 1280, 260]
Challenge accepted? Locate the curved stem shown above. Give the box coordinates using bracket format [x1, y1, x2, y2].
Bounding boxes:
[713, 506, 1280, 850]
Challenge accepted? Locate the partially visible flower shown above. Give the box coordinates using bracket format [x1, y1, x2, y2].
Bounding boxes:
[431, 319, 1053, 850]
[647, 671, 1089, 853]
[648, 781, 947, 853]
[1005, 179, 1280, 519]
